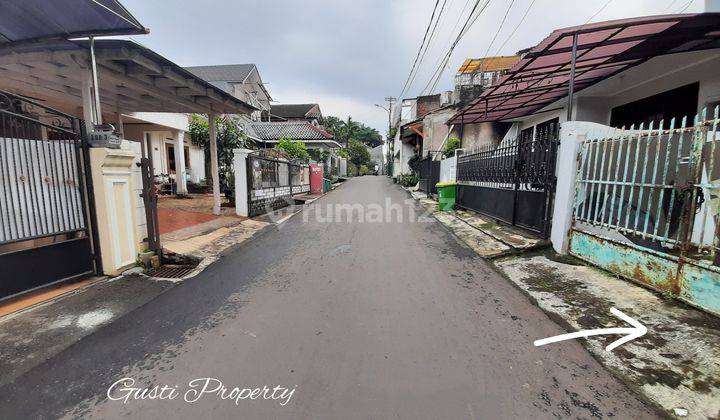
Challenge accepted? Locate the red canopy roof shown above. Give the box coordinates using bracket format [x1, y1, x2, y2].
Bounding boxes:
[449, 13, 720, 124]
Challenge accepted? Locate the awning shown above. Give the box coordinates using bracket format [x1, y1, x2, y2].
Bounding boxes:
[450, 13, 720, 124]
[0, 0, 148, 46]
[402, 120, 424, 141]
[0, 39, 257, 116]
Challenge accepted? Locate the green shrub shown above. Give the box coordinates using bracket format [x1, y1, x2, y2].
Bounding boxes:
[399, 173, 418, 187]
[443, 137, 461, 158]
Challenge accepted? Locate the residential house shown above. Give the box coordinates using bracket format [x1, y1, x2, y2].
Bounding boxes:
[392, 57, 520, 171]
[455, 55, 520, 103]
[0, 33, 254, 296]
[185, 64, 272, 123]
[186, 64, 272, 144]
[391, 93, 452, 177]
[120, 64, 272, 195]
[249, 121, 342, 174]
[267, 103, 323, 125]
[447, 10, 720, 316]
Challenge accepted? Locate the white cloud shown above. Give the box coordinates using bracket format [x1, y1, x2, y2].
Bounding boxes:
[270, 86, 391, 136]
[121, 0, 708, 136]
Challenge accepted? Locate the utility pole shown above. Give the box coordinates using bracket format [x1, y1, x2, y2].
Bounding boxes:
[376, 96, 396, 176]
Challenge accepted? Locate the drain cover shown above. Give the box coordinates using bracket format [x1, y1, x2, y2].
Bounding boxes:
[147, 265, 196, 279]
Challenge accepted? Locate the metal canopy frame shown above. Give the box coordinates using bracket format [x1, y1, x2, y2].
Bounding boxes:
[0, 39, 257, 117]
[0, 0, 148, 47]
[449, 13, 720, 124]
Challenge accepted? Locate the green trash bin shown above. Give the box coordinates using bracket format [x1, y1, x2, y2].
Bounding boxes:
[436, 182, 456, 211]
[323, 178, 332, 192]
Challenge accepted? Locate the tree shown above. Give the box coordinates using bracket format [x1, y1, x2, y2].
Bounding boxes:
[355, 125, 383, 148]
[274, 137, 310, 161]
[308, 148, 330, 163]
[322, 116, 343, 137]
[346, 139, 371, 175]
[322, 115, 383, 148]
[189, 114, 246, 194]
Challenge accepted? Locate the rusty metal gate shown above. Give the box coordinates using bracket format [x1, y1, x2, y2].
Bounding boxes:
[0, 91, 98, 299]
[456, 123, 559, 238]
[570, 108, 720, 316]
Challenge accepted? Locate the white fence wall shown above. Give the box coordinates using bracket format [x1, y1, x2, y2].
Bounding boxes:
[439, 156, 457, 183]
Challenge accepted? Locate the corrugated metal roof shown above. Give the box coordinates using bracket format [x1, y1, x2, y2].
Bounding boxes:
[0, 0, 147, 46]
[0, 39, 257, 115]
[450, 13, 720, 124]
[457, 56, 520, 73]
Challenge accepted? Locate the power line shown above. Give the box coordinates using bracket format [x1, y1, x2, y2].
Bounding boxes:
[664, 0, 680, 13]
[406, 0, 450, 95]
[424, 0, 494, 94]
[422, 0, 474, 92]
[397, 0, 443, 101]
[675, 0, 696, 13]
[584, 0, 614, 25]
[493, 0, 537, 55]
[422, 0, 491, 94]
[471, 0, 517, 80]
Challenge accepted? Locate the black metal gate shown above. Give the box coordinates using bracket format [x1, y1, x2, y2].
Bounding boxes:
[417, 154, 441, 195]
[456, 124, 559, 238]
[0, 91, 97, 299]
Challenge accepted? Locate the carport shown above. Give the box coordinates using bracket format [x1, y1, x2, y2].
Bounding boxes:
[0, 37, 256, 284]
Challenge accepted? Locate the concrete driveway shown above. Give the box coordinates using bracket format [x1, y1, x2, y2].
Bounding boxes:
[0, 176, 658, 419]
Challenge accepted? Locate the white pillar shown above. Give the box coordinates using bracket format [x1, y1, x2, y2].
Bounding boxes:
[550, 123, 585, 254]
[88, 148, 140, 275]
[706, 0, 720, 12]
[233, 148, 253, 217]
[174, 130, 188, 195]
[208, 113, 221, 215]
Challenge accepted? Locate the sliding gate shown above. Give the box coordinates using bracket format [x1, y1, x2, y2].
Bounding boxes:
[0, 91, 97, 299]
[456, 124, 559, 238]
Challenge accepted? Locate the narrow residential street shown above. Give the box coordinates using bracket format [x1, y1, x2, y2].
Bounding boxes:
[0, 177, 658, 419]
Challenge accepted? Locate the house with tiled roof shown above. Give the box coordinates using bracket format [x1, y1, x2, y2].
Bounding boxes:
[249, 121, 341, 150]
[186, 64, 272, 123]
[267, 103, 323, 125]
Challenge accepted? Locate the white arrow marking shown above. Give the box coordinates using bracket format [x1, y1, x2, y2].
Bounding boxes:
[534, 307, 647, 352]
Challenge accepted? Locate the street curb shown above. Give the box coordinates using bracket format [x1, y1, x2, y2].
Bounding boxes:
[487, 257, 671, 419]
[396, 183, 669, 418]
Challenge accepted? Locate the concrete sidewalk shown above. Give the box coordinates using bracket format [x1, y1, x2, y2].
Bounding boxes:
[497, 254, 720, 419]
[0, 275, 173, 388]
[407, 189, 720, 419]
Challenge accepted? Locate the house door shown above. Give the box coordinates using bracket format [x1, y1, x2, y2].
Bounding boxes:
[0, 91, 97, 299]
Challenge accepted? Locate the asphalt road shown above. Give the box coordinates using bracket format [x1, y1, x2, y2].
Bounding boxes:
[0, 176, 658, 419]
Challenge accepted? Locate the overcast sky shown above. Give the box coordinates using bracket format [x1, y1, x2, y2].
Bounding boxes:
[119, 0, 705, 134]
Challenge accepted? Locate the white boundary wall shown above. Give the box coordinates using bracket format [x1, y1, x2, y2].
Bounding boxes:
[439, 156, 457, 183]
